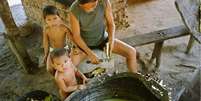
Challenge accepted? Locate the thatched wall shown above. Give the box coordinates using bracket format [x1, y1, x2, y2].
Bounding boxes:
[21, 0, 129, 29]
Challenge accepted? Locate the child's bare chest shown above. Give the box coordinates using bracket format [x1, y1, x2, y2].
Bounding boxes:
[48, 28, 66, 41]
[63, 68, 77, 85]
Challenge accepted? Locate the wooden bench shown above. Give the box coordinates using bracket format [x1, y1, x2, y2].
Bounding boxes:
[79, 0, 201, 72]
[79, 25, 190, 72]
[121, 25, 189, 68]
[120, 0, 201, 69]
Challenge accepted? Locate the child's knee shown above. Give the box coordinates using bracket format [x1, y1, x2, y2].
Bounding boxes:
[128, 47, 137, 58]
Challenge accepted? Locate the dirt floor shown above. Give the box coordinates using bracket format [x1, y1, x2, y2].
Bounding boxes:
[0, 0, 200, 100]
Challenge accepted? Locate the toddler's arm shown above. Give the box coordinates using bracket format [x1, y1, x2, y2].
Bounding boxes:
[74, 66, 88, 84]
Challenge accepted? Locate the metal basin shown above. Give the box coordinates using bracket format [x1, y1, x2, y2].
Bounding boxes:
[65, 73, 170, 101]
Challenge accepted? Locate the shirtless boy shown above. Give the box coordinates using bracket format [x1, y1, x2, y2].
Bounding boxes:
[50, 48, 88, 100]
[43, 5, 73, 75]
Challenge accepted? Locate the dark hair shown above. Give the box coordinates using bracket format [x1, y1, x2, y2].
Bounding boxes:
[50, 48, 69, 63]
[78, 0, 97, 4]
[43, 5, 59, 19]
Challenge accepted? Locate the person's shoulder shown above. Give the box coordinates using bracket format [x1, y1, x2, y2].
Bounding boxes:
[43, 25, 50, 34]
[100, 0, 109, 7]
[70, 0, 79, 11]
[70, 0, 81, 20]
[101, 0, 109, 3]
[60, 23, 71, 32]
[44, 24, 50, 29]
[60, 23, 69, 29]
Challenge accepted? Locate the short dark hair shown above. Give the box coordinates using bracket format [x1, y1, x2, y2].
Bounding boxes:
[43, 5, 59, 19]
[78, 0, 97, 4]
[50, 48, 69, 63]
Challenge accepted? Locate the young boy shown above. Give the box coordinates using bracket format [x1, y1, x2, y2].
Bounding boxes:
[50, 48, 88, 100]
[42, 5, 74, 75]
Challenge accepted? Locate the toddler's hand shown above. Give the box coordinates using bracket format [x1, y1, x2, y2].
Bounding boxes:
[83, 78, 89, 84]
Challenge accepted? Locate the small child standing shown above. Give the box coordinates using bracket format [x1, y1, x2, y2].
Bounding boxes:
[50, 48, 88, 100]
[42, 5, 74, 75]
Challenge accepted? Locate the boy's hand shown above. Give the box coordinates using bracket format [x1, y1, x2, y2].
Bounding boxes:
[88, 52, 100, 64]
[78, 85, 86, 90]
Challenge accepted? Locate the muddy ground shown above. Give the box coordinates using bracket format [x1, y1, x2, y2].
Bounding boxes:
[0, 0, 200, 100]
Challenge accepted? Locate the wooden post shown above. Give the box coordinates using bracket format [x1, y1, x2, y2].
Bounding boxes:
[0, 0, 34, 73]
[185, 35, 195, 54]
[150, 41, 164, 68]
[175, 0, 201, 43]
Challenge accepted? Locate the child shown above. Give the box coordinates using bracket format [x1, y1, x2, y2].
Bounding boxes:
[42, 5, 74, 75]
[50, 48, 88, 100]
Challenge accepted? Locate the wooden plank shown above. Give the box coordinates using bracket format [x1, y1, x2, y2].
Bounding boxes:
[150, 41, 164, 68]
[186, 35, 195, 54]
[121, 25, 189, 47]
[175, 0, 201, 43]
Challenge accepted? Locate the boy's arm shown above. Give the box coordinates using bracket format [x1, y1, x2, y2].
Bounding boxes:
[43, 28, 49, 63]
[104, 0, 115, 54]
[55, 76, 79, 92]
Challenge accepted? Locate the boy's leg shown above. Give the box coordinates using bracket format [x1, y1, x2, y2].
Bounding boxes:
[112, 39, 138, 73]
[70, 48, 87, 67]
[46, 54, 55, 76]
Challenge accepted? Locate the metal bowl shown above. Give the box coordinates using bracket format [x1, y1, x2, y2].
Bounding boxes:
[65, 73, 170, 101]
